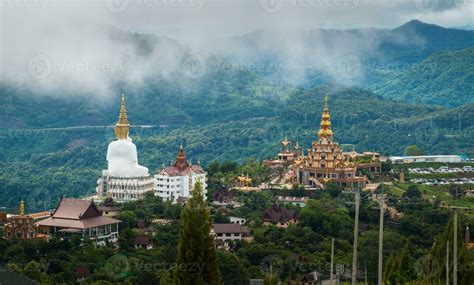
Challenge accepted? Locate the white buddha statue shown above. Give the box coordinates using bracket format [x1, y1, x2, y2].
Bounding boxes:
[106, 96, 149, 177]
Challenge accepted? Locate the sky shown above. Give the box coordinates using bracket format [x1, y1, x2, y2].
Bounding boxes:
[0, 0, 472, 97]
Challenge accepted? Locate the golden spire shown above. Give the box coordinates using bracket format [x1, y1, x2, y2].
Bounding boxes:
[318, 95, 333, 139]
[20, 198, 25, 216]
[115, 94, 130, 140]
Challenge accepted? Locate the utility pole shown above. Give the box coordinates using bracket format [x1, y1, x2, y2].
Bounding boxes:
[440, 205, 470, 285]
[331, 237, 335, 284]
[352, 190, 360, 285]
[446, 240, 449, 285]
[378, 192, 384, 285]
[365, 264, 368, 285]
[453, 210, 457, 285]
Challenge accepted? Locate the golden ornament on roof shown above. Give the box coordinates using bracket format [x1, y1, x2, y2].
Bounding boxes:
[115, 95, 130, 140]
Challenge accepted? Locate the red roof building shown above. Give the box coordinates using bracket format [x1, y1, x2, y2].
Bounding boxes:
[36, 198, 121, 245]
[133, 236, 154, 250]
[155, 145, 207, 203]
[75, 266, 91, 282]
[212, 223, 253, 250]
[262, 205, 298, 228]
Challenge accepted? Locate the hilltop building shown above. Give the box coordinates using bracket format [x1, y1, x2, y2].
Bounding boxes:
[262, 205, 298, 227]
[155, 145, 207, 202]
[36, 198, 120, 245]
[277, 137, 301, 163]
[3, 200, 40, 240]
[266, 96, 367, 189]
[96, 96, 155, 202]
[389, 155, 465, 164]
[276, 196, 308, 207]
[212, 223, 253, 250]
[344, 150, 382, 173]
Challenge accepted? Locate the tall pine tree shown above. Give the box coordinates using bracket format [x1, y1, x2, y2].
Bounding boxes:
[422, 215, 473, 284]
[175, 181, 221, 284]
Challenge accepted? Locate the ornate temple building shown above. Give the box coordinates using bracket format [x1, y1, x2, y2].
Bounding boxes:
[96, 96, 155, 202]
[277, 137, 301, 163]
[4, 200, 39, 240]
[267, 96, 367, 189]
[36, 198, 121, 245]
[154, 145, 207, 203]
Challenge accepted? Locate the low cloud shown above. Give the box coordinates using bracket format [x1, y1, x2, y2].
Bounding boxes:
[0, 0, 471, 97]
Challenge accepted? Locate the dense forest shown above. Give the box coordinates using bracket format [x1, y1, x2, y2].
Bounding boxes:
[0, 161, 473, 284]
[372, 48, 474, 107]
[1, 20, 473, 211]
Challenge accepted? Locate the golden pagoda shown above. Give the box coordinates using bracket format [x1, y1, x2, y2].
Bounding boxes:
[4, 199, 39, 240]
[237, 172, 252, 190]
[292, 96, 366, 189]
[115, 95, 130, 140]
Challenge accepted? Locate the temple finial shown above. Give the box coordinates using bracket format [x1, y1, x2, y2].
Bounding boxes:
[20, 198, 25, 216]
[120, 94, 127, 120]
[318, 95, 333, 139]
[115, 94, 130, 140]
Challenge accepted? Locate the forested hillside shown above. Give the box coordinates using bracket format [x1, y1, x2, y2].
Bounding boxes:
[372, 48, 474, 107]
[2, 83, 473, 211]
[1, 20, 473, 212]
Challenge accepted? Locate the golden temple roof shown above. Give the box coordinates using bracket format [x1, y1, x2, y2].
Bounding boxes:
[115, 95, 130, 140]
[318, 96, 333, 139]
[20, 199, 25, 216]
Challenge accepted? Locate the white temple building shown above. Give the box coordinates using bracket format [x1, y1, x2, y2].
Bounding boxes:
[155, 146, 207, 203]
[96, 96, 155, 202]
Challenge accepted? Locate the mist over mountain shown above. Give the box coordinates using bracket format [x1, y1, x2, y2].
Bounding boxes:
[1, 19, 473, 211]
[220, 20, 473, 86]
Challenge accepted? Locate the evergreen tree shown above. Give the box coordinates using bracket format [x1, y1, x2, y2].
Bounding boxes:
[422, 215, 473, 284]
[383, 240, 416, 284]
[175, 181, 221, 285]
[263, 272, 279, 285]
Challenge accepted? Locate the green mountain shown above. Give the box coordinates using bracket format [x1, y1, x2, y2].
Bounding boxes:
[1, 20, 473, 212]
[228, 20, 474, 86]
[2, 80, 474, 211]
[372, 48, 474, 107]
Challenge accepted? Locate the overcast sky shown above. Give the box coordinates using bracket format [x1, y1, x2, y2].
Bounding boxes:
[0, 0, 472, 97]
